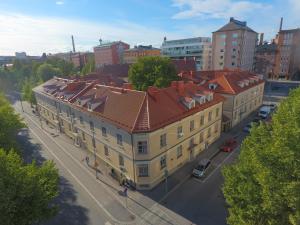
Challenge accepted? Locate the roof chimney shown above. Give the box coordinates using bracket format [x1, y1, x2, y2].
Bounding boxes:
[279, 17, 283, 31]
[259, 33, 264, 45]
[71, 35, 76, 53]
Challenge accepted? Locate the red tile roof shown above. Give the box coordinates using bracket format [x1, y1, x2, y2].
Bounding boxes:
[184, 69, 265, 95]
[171, 59, 196, 74]
[36, 78, 225, 133]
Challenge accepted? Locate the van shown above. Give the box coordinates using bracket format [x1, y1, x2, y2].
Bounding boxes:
[258, 106, 271, 119]
[192, 159, 211, 178]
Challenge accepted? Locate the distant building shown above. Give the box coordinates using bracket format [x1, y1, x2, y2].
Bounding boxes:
[123, 45, 161, 64]
[94, 41, 130, 68]
[212, 17, 257, 71]
[254, 41, 277, 78]
[71, 52, 93, 69]
[48, 52, 72, 62]
[15, 52, 27, 60]
[274, 28, 300, 79]
[161, 37, 212, 71]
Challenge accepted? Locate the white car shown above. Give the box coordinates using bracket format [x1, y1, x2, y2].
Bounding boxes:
[192, 159, 211, 178]
[258, 106, 271, 119]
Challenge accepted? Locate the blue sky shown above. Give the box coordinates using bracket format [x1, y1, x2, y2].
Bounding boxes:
[0, 0, 299, 55]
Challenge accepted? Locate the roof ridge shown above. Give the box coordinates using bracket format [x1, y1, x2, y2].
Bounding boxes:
[222, 74, 236, 94]
[132, 92, 147, 132]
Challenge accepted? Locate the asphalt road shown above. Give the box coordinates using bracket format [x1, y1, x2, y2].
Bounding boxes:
[11, 95, 134, 225]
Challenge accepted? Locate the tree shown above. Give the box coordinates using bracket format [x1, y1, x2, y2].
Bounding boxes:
[128, 56, 179, 91]
[22, 79, 36, 106]
[222, 88, 300, 225]
[0, 94, 25, 151]
[37, 63, 61, 82]
[81, 55, 95, 75]
[0, 148, 59, 225]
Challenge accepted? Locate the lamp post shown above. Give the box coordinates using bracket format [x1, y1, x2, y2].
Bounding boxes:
[19, 96, 24, 112]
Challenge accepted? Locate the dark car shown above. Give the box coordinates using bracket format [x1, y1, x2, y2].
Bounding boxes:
[192, 159, 211, 178]
[220, 138, 238, 152]
[243, 123, 252, 133]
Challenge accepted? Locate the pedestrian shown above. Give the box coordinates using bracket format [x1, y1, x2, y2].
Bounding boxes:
[85, 156, 89, 165]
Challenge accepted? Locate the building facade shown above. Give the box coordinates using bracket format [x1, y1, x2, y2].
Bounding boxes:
[94, 41, 130, 68]
[274, 28, 300, 79]
[161, 37, 212, 71]
[212, 17, 257, 72]
[254, 42, 277, 79]
[71, 52, 93, 69]
[34, 78, 224, 190]
[123, 45, 161, 64]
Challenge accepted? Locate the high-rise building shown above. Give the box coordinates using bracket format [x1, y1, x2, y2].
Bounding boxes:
[161, 37, 212, 71]
[94, 41, 130, 68]
[212, 17, 257, 71]
[274, 27, 300, 79]
[123, 45, 161, 64]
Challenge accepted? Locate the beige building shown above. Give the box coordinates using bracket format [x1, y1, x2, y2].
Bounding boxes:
[123, 45, 161, 64]
[212, 17, 258, 72]
[34, 78, 224, 190]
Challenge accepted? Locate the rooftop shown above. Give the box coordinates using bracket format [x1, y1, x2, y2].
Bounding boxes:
[125, 45, 160, 52]
[214, 17, 256, 33]
[34, 78, 224, 133]
[256, 42, 278, 53]
[94, 41, 129, 49]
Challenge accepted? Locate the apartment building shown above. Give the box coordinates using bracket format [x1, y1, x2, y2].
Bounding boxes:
[212, 17, 257, 71]
[71, 52, 93, 69]
[94, 41, 130, 68]
[274, 28, 300, 79]
[254, 42, 277, 78]
[161, 37, 212, 71]
[123, 45, 161, 64]
[34, 78, 224, 190]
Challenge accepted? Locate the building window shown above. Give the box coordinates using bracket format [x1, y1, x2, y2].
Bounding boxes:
[199, 132, 204, 143]
[138, 164, 149, 177]
[82, 132, 85, 141]
[232, 62, 235, 66]
[189, 137, 195, 148]
[79, 116, 83, 124]
[190, 120, 195, 131]
[208, 111, 212, 122]
[216, 108, 219, 118]
[234, 111, 237, 120]
[119, 155, 124, 166]
[101, 127, 107, 137]
[207, 127, 211, 138]
[219, 62, 224, 66]
[220, 49, 224, 52]
[104, 145, 109, 156]
[214, 123, 219, 133]
[177, 145, 183, 158]
[232, 48, 236, 52]
[138, 141, 147, 154]
[232, 33, 238, 38]
[89, 121, 94, 131]
[220, 34, 226, 38]
[160, 134, 167, 148]
[222, 42, 226, 46]
[117, 134, 123, 146]
[177, 126, 183, 138]
[200, 115, 204, 126]
[232, 41, 237, 46]
[160, 155, 166, 169]
[220, 55, 224, 59]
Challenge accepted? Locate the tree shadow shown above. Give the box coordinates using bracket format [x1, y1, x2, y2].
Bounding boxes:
[17, 129, 90, 225]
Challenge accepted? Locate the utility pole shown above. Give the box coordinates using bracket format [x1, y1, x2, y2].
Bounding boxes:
[19, 96, 24, 112]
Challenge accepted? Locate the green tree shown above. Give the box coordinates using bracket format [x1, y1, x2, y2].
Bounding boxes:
[128, 56, 178, 91]
[222, 88, 300, 225]
[37, 63, 61, 82]
[22, 79, 36, 106]
[0, 149, 59, 225]
[0, 94, 24, 151]
[81, 55, 95, 75]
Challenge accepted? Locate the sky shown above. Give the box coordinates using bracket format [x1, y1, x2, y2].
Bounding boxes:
[0, 0, 299, 56]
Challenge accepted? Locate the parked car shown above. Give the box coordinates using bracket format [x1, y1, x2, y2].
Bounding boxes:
[252, 117, 261, 124]
[258, 106, 271, 119]
[243, 123, 252, 133]
[192, 159, 211, 178]
[220, 138, 238, 152]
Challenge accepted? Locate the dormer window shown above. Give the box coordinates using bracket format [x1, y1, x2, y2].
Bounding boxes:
[238, 81, 245, 88]
[87, 102, 92, 111]
[77, 99, 81, 106]
[208, 83, 218, 90]
[206, 93, 213, 101]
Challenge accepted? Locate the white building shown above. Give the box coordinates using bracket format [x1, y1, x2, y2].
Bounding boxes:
[161, 37, 212, 71]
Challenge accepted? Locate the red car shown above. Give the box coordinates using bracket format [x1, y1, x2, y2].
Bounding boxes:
[220, 138, 238, 152]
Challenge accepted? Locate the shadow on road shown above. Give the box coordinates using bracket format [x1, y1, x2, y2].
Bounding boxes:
[17, 128, 90, 225]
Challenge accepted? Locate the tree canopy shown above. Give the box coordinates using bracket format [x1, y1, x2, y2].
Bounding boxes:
[0, 149, 59, 225]
[222, 88, 300, 225]
[128, 56, 179, 91]
[81, 54, 95, 75]
[0, 94, 24, 151]
[37, 63, 62, 82]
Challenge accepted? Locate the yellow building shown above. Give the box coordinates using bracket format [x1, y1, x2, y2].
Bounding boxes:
[196, 70, 265, 129]
[123, 45, 161, 64]
[34, 78, 224, 190]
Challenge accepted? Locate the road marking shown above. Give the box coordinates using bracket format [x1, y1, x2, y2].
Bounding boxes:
[20, 110, 136, 224]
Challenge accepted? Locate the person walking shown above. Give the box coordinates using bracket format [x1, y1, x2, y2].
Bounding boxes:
[85, 156, 90, 166]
